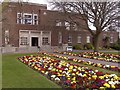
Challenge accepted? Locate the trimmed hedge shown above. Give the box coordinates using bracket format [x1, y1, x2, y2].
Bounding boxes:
[110, 43, 120, 50]
[73, 44, 83, 50]
[84, 43, 94, 50]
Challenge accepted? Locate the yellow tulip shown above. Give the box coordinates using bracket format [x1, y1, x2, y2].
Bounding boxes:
[88, 77, 91, 80]
[68, 78, 70, 80]
[111, 85, 115, 88]
[83, 74, 87, 77]
[99, 76, 104, 79]
[114, 75, 118, 79]
[99, 87, 105, 90]
[72, 77, 76, 81]
[76, 71, 79, 75]
[103, 83, 110, 88]
[92, 75, 97, 79]
[41, 71, 44, 74]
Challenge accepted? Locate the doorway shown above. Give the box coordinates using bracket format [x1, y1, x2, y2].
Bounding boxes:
[31, 37, 38, 46]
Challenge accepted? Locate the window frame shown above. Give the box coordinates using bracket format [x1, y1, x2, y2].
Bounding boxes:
[77, 36, 82, 43]
[20, 37, 28, 45]
[86, 36, 90, 43]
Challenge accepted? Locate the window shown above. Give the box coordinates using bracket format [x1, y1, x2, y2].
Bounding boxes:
[58, 32, 62, 43]
[86, 36, 90, 43]
[68, 35, 72, 43]
[17, 13, 22, 24]
[65, 21, 70, 30]
[20, 37, 28, 45]
[17, 12, 38, 25]
[73, 24, 77, 31]
[56, 21, 62, 26]
[42, 37, 49, 45]
[23, 14, 32, 25]
[110, 36, 114, 43]
[5, 30, 9, 45]
[33, 14, 38, 25]
[77, 36, 81, 43]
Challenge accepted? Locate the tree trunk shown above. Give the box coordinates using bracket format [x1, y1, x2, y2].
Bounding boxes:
[93, 34, 100, 52]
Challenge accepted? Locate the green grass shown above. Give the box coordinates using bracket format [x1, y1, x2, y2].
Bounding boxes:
[2, 53, 119, 88]
[0, 54, 2, 89]
[2, 53, 61, 88]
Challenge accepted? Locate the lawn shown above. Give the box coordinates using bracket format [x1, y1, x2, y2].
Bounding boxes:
[2, 52, 120, 89]
[2, 53, 61, 88]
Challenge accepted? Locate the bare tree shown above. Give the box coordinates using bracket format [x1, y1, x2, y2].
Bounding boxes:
[50, 1, 119, 52]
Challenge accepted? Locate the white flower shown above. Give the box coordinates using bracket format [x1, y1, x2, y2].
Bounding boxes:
[55, 77, 60, 81]
[108, 81, 115, 85]
[114, 81, 119, 84]
[45, 71, 48, 75]
[106, 65, 110, 67]
[73, 69, 77, 72]
[95, 70, 98, 72]
[66, 63, 70, 67]
[109, 74, 116, 77]
[51, 75, 56, 78]
[65, 68, 68, 71]
[105, 79, 110, 82]
[48, 67, 52, 70]
[62, 71, 66, 74]
[78, 73, 82, 77]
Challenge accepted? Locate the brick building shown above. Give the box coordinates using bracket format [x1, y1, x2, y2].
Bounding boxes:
[1, 2, 119, 49]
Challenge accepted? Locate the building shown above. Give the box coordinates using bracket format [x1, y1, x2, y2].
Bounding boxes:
[1, 2, 119, 50]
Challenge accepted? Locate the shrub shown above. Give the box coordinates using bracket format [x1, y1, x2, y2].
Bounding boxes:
[73, 44, 83, 50]
[84, 43, 94, 50]
[110, 43, 120, 50]
[104, 45, 110, 49]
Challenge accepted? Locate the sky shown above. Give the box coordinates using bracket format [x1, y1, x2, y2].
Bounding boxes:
[28, 0, 48, 4]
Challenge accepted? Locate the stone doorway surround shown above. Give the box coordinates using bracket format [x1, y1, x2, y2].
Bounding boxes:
[19, 30, 51, 47]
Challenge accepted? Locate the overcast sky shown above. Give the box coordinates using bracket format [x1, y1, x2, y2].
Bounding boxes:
[27, 0, 48, 4]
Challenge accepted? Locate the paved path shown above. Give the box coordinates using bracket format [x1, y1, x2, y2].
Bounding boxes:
[73, 50, 120, 53]
[52, 53, 119, 67]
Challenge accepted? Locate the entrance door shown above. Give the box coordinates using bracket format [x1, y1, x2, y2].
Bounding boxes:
[31, 37, 38, 46]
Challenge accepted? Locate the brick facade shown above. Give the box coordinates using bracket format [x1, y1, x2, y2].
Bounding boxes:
[1, 2, 119, 48]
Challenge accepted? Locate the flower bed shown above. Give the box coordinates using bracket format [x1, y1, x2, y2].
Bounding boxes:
[18, 55, 120, 89]
[40, 52, 120, 72]
[55, 51, 120, 63]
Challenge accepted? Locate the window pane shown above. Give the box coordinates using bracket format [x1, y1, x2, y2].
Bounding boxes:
[86, 36, 90, 43]
[42, 37, 49, 45]
[78, 36, 81, 43]
[20, 37, 28, 45]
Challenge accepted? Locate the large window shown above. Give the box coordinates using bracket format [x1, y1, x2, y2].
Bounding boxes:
[5, 30, 9, 45]
[110, 36, 114, 43]
[56, 21, 62, 26]
[17, 13, 22, 24]
[33, 14, 38, 25]
[42, 37, 49, 45]
[23, 14, 32, 25]
[68, 35, 72, 43]
[65, 21, 70, 30]
[58, 32, 62, 43]
[20, 37, 28, 45]
[77, 36, 81, 43]
[86, 36, 90, 43]
[17, 13, 38, 25]
[73, 24, 77, 31]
